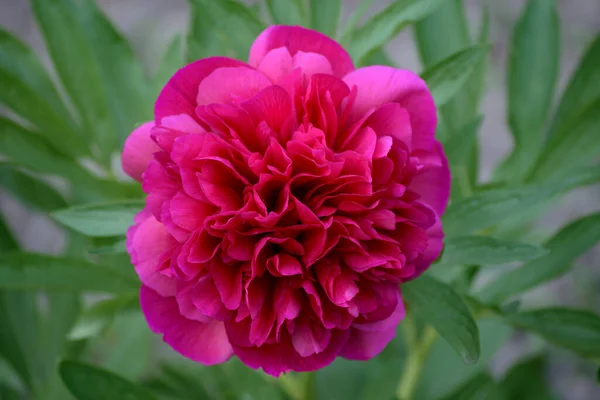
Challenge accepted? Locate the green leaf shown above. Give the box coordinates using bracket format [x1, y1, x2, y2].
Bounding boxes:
[68, 294, 138, 340]
[0, 164, 67, 212]
[30, 0, 116, 162]
[0, 384, 23, 400]
[187, 0, 264, 60]
[0, 291, 39, 389]
[266, 0, 306, 26]
[0, 252, 139, 293]
[76, 0, 151, 145]
[504, 308, 600, 359]
[549, 34, 600, 141]
[51, 201, 143, 237]
[529, 97, 600, 181]
[499, 0, 559, 181]
[0, 28, 86, 157]
[439, 373, 504, 400]
[60, 361, 157, 400]
[310, 0, 342, 37]
[0, 213, 18, 252]
[339, 0, 373, 42]
[360, 48, 397, 67]
[421, 45, 489, 107]
[414, 0, 479, 192]
[403, 275, 480, 364]
[152, 35, 184, 99]
[478, 212, 600, 303]
[441, 236, 546, 266]
[500, 356, 554, 400]
[349, 0, 452, 64]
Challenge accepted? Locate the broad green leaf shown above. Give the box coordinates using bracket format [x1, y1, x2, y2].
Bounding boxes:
[414, 0, 479, 192]
[470, 5, 490, 109]
[0, 213, 18, 251]
[152, 35, 184, 99]
[0, 291, 39, 390]
[443, 167, 600, 236]
[51, 201, 143, 237]
[0, 28, 86, 157]
[40, 293, 82, 391]
[30, 0, 115, 163]
[421, 45, 489, 107]
[478, 212, 600, 303]
[499, 0, 559, 181]
[549, 34, 600, 140]
[349, 0, 452, 64]
[68, 294, 138, 341]
[416, 320, 511, 399]
[60, 361, 156, 400]
[529, 97, 600, 181]
[504, 308, 600, 358]
[439, 373, 504, 400]
[266, 0, 306, 26]
[0, 252, 139, 293]
[187, 0, 264, 60]
[0, 164, 67, 212]
[339, 0, 373, 42]
[500, 356, 554, 400]
[403, 275, 480, 364]
[100, 313, 151, 380]
[310, 0, 342, 37]
[441, 236, 546, 266]
[0, 384, 22, 400]
[77, 0, 151, 145]
[442, 116, 482, 198]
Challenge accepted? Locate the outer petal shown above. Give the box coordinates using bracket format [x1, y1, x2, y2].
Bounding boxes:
[343, 66, 437, 150]
[411, 218, 444, 280]
[126, 213, 176, 296]
[340, 291, 405, 360]
[196, 67, 271, 106]
[155, 57, 248, 122]
[410, 141, 451, 215]
[249, 26, 354, 78]
[140, 285, 233, 365]
[121, 122, 159, 181]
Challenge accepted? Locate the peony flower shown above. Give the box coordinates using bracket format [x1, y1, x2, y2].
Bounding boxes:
[123, 25, 450, 376]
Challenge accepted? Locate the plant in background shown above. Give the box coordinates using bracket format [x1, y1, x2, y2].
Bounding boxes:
[0, 0, 599, 399]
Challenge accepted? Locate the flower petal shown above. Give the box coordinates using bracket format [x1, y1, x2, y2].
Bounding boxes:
[126, 213, 176, 296]
[155, 57, 248, 121]
[410, 141, 451, 215]
[196, 67, 271, 106]
[249, 26, 354, 78]
[121, 122, 159, 181]
[140, 285, 233, 365]
[343, 66, 437, 150]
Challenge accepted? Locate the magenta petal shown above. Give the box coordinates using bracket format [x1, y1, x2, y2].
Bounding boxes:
[410, 141, 451, 215]
[343, 66, 437, 150]
[126, 213, 176, 296]
[140, 285, 233, 364]
[341, 292, 405, 360]
[196, 67, 271, 106]
[122, 122, 159, 181]
[249, 26, 354, 78]
[155, 57, 248, 121]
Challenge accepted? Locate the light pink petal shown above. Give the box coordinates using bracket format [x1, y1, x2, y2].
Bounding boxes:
[126, 213, 176, 296]
[196, 67, 271, 106]
[241, 85, 293, 133]
[343, 66, 437, 150]
[257, 47, 293, 83]
[121, 122, 159, 181]
[249, 26, 354, 78]
[292, 51, 333, 78]
[140, 285, 233, 365]
[410, 141, 451, 215]
[155, 57, 248, 121]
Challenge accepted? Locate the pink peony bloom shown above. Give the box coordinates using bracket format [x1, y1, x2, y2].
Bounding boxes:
[123, 25, 450, 376]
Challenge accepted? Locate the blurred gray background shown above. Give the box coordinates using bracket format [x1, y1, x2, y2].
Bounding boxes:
[1, 0, 599, 398]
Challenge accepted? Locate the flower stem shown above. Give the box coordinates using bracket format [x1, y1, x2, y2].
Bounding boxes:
[278, 372, 316, 400]
[396, 325, 438, 400]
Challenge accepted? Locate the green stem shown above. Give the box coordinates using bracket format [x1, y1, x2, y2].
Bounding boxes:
[278, 372, 316, 400]
[396, 325, 438, 400]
